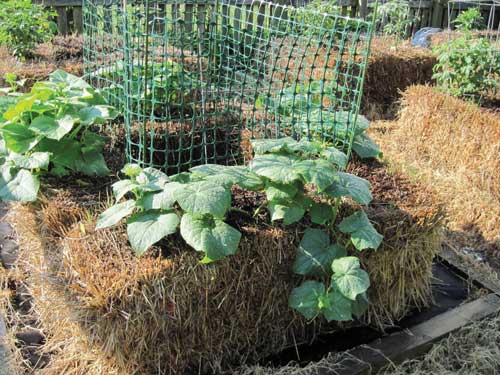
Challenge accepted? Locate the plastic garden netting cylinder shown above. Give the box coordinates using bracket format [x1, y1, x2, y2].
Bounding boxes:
[83, 0, 374, 173]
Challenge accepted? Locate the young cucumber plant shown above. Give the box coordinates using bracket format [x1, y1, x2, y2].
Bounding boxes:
[256, 84, 381, 159]
[98, 137, 382, 321]
[0, 70, 118, 202]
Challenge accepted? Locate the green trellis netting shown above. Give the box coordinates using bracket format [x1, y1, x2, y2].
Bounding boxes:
[83, 0, 374, 173]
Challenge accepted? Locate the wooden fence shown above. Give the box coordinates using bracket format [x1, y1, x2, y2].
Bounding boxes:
[39, 0, 497, 36]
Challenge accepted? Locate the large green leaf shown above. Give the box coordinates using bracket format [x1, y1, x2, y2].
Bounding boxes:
[288, 280, 325, 320]
[10, 152, 50, 170]
[322, 289, 353, 322]
[126, 210, 180, 255]
[137, 167, 169, 191]
[0, 168, 39, 202]
[293, 228, 346, 276]
[268, 200, 305, 225]
[321, 147, 348, 168]
[324, 172, 372, 205]
[251, 137, 298, 154]
[294, 159, 337, 191]
[331, 257, 370, 301]
[137, 182, 182, 210]
[288, 139, 322, 156]
[112, 179, 139, 201]
[352, 133, 382, 159]
[0, 124, 39, 153]
[265, 182, 298, 201]
[75, 146, 109, 176]
[96, 200, 136, 229]
[338, 210, 383, 251]
[190, 164, 264, 191]
[79, 105, 118, 125]
[310, 202, 334, 225]
[174, 180, 230, 218]
[36, 138, 80, 171]
[250, 154, 302, 184]
[351, 292, 369, 318]
[30, 115, 73, 140]
[180, 213, 241, 262]
[50, 70, 91, 90]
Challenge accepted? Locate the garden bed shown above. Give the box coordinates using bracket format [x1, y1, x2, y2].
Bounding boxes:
[1, 150, 442, 374]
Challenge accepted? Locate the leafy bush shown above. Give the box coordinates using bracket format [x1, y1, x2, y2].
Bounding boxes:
[433, 25, 500, 99]
[375, 0, 415, 40]
[0, 0, 57, 59]
[452, 8, 485, 32]
[0, 70, 118, 202]
[98, 137, 383, 321]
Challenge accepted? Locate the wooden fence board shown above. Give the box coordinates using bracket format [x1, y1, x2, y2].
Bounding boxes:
[39, 0, 500, 36]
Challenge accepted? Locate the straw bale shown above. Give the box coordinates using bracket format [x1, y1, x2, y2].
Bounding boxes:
[8, 158, 442, 375]
[362, 37, 436, 119]
[371, 85, 500, 244]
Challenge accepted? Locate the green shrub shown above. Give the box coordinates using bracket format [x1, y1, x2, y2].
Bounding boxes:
[0, 0, 57, 59]
[375, 0, 415, 40]
[452, 7, 485, 32]
[433, 33, 500, 99]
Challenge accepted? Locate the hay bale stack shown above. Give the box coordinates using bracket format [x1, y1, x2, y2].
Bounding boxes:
[362, 37, 436, 118]
[371, 85, 500, 245]
[10, 161, 441, 374]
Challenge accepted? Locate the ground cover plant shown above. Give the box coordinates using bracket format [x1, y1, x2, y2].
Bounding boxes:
[0, 70, 117, 202]
[0, 0, 57, 59]
[98, 137, 383, 321]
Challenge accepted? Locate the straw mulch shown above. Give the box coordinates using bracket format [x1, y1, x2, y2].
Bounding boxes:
[370, 85, 500, 270]
[5, 157, 442, 375]
[0, 36, 83, 91]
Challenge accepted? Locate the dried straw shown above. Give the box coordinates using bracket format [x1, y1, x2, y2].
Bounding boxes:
[6, 158, 442, 375]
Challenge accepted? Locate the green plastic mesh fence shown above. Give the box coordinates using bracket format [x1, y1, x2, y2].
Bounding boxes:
[83, 0, 374, 174]
[83, 0, 125, 110]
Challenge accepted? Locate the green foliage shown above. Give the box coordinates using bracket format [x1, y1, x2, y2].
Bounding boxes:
[433, 33, 500, 99]
[0, 0, 57, 59]
[90, 60, 196, 113]
[375, 0, 415, 40]
[452, 8, 485, 32]
[98, 137, 383, 321]
[289, 256, 370, 322]
[256, 85, 381, 159]
[0, 70, 118, 202]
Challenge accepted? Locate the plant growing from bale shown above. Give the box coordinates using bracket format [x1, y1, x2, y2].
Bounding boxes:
[90, 59, 197, 114]
[0, 70, 118, 202]
[97, 137, 382, 321]
[256, 84, 381, 159]
[0, 0, 57, 59]
[432, 29, 500, 99]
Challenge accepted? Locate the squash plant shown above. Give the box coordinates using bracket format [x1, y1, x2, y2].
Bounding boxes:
[0, 70, 118, 202]
[98, 137, 382, 321]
